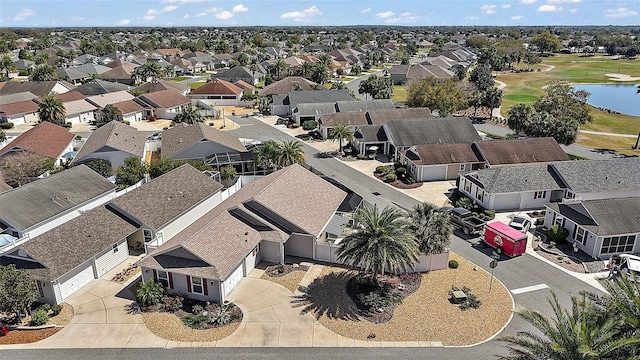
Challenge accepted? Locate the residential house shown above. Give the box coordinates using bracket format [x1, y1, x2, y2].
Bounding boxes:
[111, 100, 147, 123]
[0, 92, 37, 105]
[234, 80, 255, 96]
[271, 89, 352, 118]
[472, 137, 570, 167]
[211, 66, 263, 85]
[100, 60, 139, 85]
[137, 89, 191, 120]
[85, 91, 135, 109]
[75, 63, 111, 76]
[400, 143, 485, 182]
[55, 68, 91, 85]
[258, 76, 319, 96]
[544, 197, 640, 259]
[389, 63, 455, 85]
[72, 121, 147, 170]
[13, 59, 36, 73]
[0, 80, 74, 97]
[0, 100, 39, 125]
[74, 79, 132, 96]
[61, 99, 97, 124]
[170, 58, 195, 75]
[187, 79, 243, 107]
[138, 164, 347, 304]
[0, 122, 74, 167]
[135, 80, 190, 96]
[0, 165, 116, 241]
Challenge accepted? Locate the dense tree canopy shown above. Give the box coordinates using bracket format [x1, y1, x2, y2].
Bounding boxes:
[115, 157, 148, 188]
[534, 83, 592, 125]
[0, 265, 38, 321]
[358, 75, 393, 100]
[1, 151, 54, 187]
[407, 77, 467, 116]
[531, 30, 562, 55]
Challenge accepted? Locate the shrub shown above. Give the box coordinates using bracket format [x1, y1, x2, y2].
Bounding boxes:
[385, 173, 397, 183]
[448, 260, 459, 269]
[0, 122, 15, 129]
[395, 167, 406, 176]
[483, 209, 495, 219]
[406, 176, 416, 185]
[192, 304, 204, 315]
[50, 304, 62, 316]
[535, 218, 544, 226]
[532, 210, 539, 216]
[356, 153, 364, 160]
[374, 165, 386, 173]
[74, 135, 82, 140]
[62, 122, 72, 128]
[123, 120, 130, 125]
[30, 309, 49, 326]
[161, 295, 183, 313]
[38, 304, 51, 313]
[182, 314, 208, 329]
[275, 264, 284, 273]
[302, 120, 318, 131]
[455, 197, 473, 210]
[211, 306, 232, 326]
[548, 224, 569, 243]
[393, 161, 401, 169]
[291, 123, 300, 128]
[136, 280, 164, 307]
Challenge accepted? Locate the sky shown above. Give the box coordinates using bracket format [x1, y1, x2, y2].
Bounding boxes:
[0, 0, 638, 28]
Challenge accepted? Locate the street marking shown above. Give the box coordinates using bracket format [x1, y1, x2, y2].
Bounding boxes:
[510, 283, 550, 295]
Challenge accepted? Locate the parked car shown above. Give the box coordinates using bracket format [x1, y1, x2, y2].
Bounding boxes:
[508, 216, 532, 233]
[147, 132, 162, 141]
[447, 207, 486, 235]
[610, 254, 640, 281]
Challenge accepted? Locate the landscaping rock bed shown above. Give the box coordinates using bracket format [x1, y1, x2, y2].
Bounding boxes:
[261, 265, 308, 292]
[533, 231, 606, 274]
[373, 172, 423, 189]
[111, 264, 141, 284]
[0, 327, 60, 344]
[264, 263, 309, 278]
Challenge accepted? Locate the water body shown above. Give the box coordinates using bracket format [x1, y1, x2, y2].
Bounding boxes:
[572, 84, 640, 117]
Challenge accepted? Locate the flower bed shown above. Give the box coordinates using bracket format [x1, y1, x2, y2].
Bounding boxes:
[264, 263, 309, 278]
[111, 264, 140, 284]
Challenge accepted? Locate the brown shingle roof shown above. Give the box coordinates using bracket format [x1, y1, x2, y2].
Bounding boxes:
[0, 99, 39, 117]
[135, 80, 189, 95]
[404, 143, 482, 165]
[161, 122, 246, 159]
[367, 108, 433, 126]
[111, 99, 146, 115]
[109, 164, 223, 230]
[86, 91, 135, 108]
[138, 89, 190, 109]
[188, 79, 242, 96]
[320, 112, 368, 127]
[73, 121, 145, 164]
[473, 138, 570, 166]
[54, 90, 86, 102]
[234, 79, 254, 90]
[0, 122, 74, 159]
[259, 76, 319, 96]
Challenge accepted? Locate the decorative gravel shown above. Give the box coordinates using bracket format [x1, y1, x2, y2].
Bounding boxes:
[47, 303, 74, 326]
[261, 267, 309, 292]
[142, 312, 241, 342]
[310, 252, 514, 346]
[0, 328, 60, 344]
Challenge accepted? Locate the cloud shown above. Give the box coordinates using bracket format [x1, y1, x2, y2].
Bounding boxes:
[502, 4, 512, 8]
[194, 12, 207, 17]
[280, 5, 322, 21]
[375, 11, 395, 18]
[232, 4, 248, 13]
[162, 6, 178, 13]
[361, 8, 372, 14]
[568, 8, 577, 13]
[538, 4, 559, 12]
[547, 0, 580, 3]
[481, 5, 497, 15]
[465, 15, 480, 20]
[117, 19, 130, 25]
[604, 7, 638, 18]
[143, 15, 156, 21]
[12, 8, 35, 21]
[183, 14, 190, 19]
[385, 12, 421, 23]
[215, 11, 234, 19]
[511, 15, 523, 20]
[143, 5, 178, 20]
[520, 0, 537, 3]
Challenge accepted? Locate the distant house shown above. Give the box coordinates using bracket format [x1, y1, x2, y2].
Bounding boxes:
[85, 91, 135, 109]
[187, 79, 243, 107]
[472, 137, 570, 167]
[389, 63, 455, 85]
[161, 122, 247, 160]
[137, 89, 191, 120]
[72, 121, 147, 170]
[0, 81, 74, 97]
[212, 66, 263, 85]
[258, 76, 319, 96]
[0, 100, 39, 125]
[111, 100, 147, 123]
[74, 63, 111, 76]
[234, 80, 255, 96]
[270, 89, 352, 118]
[135, 80, 190, 96]
[74, 79, 132, 96]
[61, 99, 97, 124]
[100, 60, 139, 86]
[55, 68, 90, 85]
[0, 122, 74, 167]
[401, 143, 485, 182]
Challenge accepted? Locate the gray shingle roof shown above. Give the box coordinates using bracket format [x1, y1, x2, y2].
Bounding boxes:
[335, 99, 395, 113]
[366, 108, 433, 126]
[466, 164, 562, 193]
[288, 90, 352, 110]
[296, 102, 337, 116]
[405, 143, 482, 165]
[0, 165, 116, 232]
[73, 121, 146, 164]
[74, 79, 132, 96]
[385, 117, 480, 147]
[354, 126, 387, 142]
[547, 197, 640, 236]
[550, 158, 640, 194]
[161, 123, 246, 159]
[108, 164, 222, 230]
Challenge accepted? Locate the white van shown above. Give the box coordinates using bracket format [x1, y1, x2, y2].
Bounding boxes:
[618, 254, 640, 281]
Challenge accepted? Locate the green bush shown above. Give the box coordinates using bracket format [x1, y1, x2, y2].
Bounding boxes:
[455, 197, 473, 210]
[291, 123, 300, 128]
[374, 165, 386, 173]
[356, 153, 364, 160]
[74, 135, 82, 140]
[395, 167, 406, 176]
[0, 122, 15, 129]
[18, 70, 28, 76]
[532, 210, 539, 216]
[548, 224, 569, 243]
[123, 120, 130, 125]
[302, 120, 318, 131]
[61, 122, 72, 128]
[50, 304, 62, 316]
[170, 121, 176, 127]
[385, 173, 397, 182]
[483, 209, 495, 219]
[38, 304, 51, 313]
[30, 309, 49, 326]
[192, 304, 204, 315]
[448, 260, 459, 269]
[393, 161, 401, 169]
[406, 176, 416, 185]
[136, 280, 164, 307]
[211, 306, 232, 326]
[182, 314, 208, 329]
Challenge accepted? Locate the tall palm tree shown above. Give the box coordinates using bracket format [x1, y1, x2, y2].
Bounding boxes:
[498, 292, 639, 360]
[336, 205, 419, 279]
[483, 87, 503, 122]
[329, 121, 354, 153]
[271, 58, 287, 80]
[134, 61, 162, 82]
[300, 61, 314, 79]
[409, 202, 452, 255]
[30, 64, 56, 81]
[38, 93, 66, 125]
[468, 90, 485, 119]
[311, 63, 329, 84]
[275, 139, 305, 168]
[253, 139, 279, 172]
[317, 53, 333, 69]
[174, 105, 203, 124]
[0, 55, 17, 78]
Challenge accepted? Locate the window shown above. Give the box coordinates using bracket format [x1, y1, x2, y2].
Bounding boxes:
[534, 191, 547, 200]
[157, 270, 169, 288]
[476, 188, 485, 203]
[191, 276, 203, 294]
[554, 215, 564, 228]
[566, 191, 576, 199]
[143, 229, 153, 243]
[601, 235, 636, 255]
[463, 179, 471, 193]
[35, 280, 44, 298]
[574, 227, 587, 245]
[459, 164, 465, 171]
[112, 243, 119, 254]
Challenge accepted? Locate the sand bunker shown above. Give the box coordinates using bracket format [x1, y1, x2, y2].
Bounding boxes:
[605, 73, 640, 81]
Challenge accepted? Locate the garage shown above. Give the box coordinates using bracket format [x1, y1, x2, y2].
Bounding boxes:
[419, 165, 447, 181]
[223, 263, 244, 297]
[94, 240, 129, 278]
[243, 245, 261, 276]
[493, 193, 522, 211]
[58, 260, 95, 300]
[66, 114, 81, 124]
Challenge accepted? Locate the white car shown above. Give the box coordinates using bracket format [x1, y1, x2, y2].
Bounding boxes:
[508, 216, 532, 233]
[617, 254, 640, 281]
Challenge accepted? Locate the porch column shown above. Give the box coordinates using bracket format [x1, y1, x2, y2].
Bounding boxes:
[279, 240, 285, 264]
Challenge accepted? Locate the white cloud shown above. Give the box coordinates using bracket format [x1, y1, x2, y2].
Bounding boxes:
[161, 5, 178, 13]
[183, 14, 189, 19]
[232, 4, 248, 13]
[280, 5, 322, 21]
[465, 15, 480, 20]
[361, 8, 372, 14]
[520, 0, 537, 4]
[215, 11, 234, 19]
[385, 12, 421, 23]
[12, 8, 35, 21]
[143, 15, 156, 21]
[204, 7, 219, 13]
[375, 11, 395, 18]
[547, 0, 580, 3]
[538, 4, 559, 12]
[502, 4, 512, 8]
[481, 5, 497, 15]
[568, 8, 577, 13]
[117, 19, 130, 25]
[511, 15, 523, 20]
[143, 5, 177, 20]
[194, 12, 207, 17]
[604, 7, 638, 18]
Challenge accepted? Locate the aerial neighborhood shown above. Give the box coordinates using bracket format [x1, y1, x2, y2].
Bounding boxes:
[0, 19, 639, 358]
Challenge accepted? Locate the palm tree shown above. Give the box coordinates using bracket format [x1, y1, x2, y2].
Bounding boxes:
[253, 139, 280, 172]
[271, 58, 287, 80]
[498, 292, 639, 360]
[300, 61, 314, 79]
[329, 121, 354, 154]
[275, 139, 305, 168]
[409, 202, 452, 255]
[311, 63, 330, 84]
[38, 93, 66, 125]
[468, 90, 484, 119]
[336, 205, 419, 279]
[0, 55, 17, 78]
[30, 64, 56, 81]
[483, 87, 503, 122]
[174, 105, 203, 124]
[317, 53, 333, 69]
[134, 61, 162, 82]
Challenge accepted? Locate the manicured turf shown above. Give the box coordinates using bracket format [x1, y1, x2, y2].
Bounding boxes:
[392, 85, 407, 103]
[170, 76, 189, 82]
[576, 133, 640, 157]
[189, 81, 206, 89]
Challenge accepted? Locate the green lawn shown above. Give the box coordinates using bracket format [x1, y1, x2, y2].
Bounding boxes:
[189, 81, 206, 89]
[170, 76, 189, 82]
[392, 85, 407, 103]
[576, 133, 639, 157]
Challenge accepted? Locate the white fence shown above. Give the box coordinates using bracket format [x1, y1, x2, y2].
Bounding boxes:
[146, 139, 161, 152]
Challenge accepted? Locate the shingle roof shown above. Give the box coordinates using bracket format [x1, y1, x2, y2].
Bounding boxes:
[138, 89, 190, 109]
[161, 123, 246, 159]
[0, 99, 39, 116]
[288, 90, 352, 110]
[234, 80, 254, 90]
[367, 108, 433, 126]
[335, 99, 395, 113]
[56, 67, 89, 81]
[296, 102, 337, 116]
[4, 206, 137, 282]
[73, 121, 146, 164]
[259, 76, 319, 96]
[321, 112, 368, 127]
[188, 79, 242, 96]
[74, 79, 132, 96]
[0, 92, 36, 105]
[75, 63, 111, 75]
[406, 64, 455, 80]
[354, 125, 387, 142]
[0, 81, 75, 97]
[465, 164, 561, 193]
[0, 122, 74, 159]
[405, 143, 482, 165]
[384, 117, 480, 147]
[111, 99, 146, 115]
[86, 91, 135, 108]
[108, 164, 222, 230]
[0, 165, 116, 231]
[550, 158, 640, 194]
[134, 80, 189, 95]
[547, 197, 640, 236]
[473, 137, 569, 165]
[53, 90, 86, 102]
[212, 66, 254, 80]
[63, 99, 97, 116]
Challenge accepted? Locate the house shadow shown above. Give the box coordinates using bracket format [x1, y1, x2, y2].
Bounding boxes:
[469, 241, 519, 262]
[290, 271, 361, 322]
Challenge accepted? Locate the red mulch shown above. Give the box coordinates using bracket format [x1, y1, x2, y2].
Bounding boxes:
[0, 328, 60, 344]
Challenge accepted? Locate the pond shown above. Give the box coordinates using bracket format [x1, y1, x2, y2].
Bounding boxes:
[573, 84, 640, 117]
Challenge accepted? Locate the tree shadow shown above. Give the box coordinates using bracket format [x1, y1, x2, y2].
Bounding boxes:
[290, 271, 361, 322]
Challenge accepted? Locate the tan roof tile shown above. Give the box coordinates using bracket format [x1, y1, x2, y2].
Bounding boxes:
[188, 79, 243, 96]
[0, 122, 74, 159]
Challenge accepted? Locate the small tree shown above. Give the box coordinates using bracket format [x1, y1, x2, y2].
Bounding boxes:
[82, 159, 113, 178]
[548, 224, 569, 243]
[148, 157, 176, 179]
[174, 105, 204, 124]
[0, 264, 38, 321]
[219, 165, 237, 188]
[99, 104, 123, 126]
[1, 151, 54, 187]
[330, 121, 354, 154]
[115, 157, 148, 188]
[136, 280, 164, 307]
[38, 93, 66, 125]
[0, 129, 6, 143]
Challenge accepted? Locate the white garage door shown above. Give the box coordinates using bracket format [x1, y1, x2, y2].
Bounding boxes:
[493, 194, 522, 211]
[420, 165, 447, 181]
[59, 263, 95, 300]
[66, 115, 80, 124]
[223, 264, 244, 297]
[94, 241, 129, 278]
